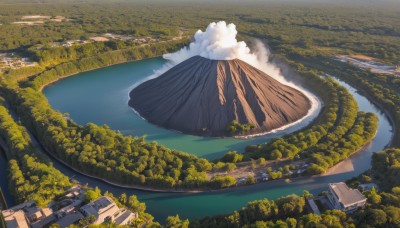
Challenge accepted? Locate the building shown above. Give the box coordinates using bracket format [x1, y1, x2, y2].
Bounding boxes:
[80, 196, 137, 225]
[55, 211, 84, 228]
[27, 207, 55, 228]
[1, 187, 137, 227]
[113, 209, 138, 226]
[306, 198, 321, 215]
[359, 183, 379, 192]
[2, 209, 30, 228]
[1, 201, 55, 228]
[1, 186, 86, 228]
[327, 182, 367, 213]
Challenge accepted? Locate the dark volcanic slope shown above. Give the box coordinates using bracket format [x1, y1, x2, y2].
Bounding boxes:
[129, 56, 311, 136]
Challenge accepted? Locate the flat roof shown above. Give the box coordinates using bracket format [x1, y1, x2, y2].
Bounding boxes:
[114, 209, 137, 225]
[56, 211, 84, 227]
[2, 210, 29, 228]
[329, 182, 366, 207]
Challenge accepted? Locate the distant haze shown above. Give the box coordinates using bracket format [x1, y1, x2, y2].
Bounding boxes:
[1, 0, 399, 6]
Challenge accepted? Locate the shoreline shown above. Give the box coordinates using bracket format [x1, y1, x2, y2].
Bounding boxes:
[42, 145, 203, 193]
[126, 54, 322, 140]
[39, 56, 163, 92]
[5, 107, 204, 193]
[321, 130, 377, 176]
[334, 77, 396, 147]
[34, 57, 395, 193]
[355, 87, 396, 147]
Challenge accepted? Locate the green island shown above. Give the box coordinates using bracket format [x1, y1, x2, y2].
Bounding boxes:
[0, 0, 399, 227]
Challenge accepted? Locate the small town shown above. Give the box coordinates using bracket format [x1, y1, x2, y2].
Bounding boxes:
[336, 55, 400, 77]
[0, 181, 376, 227]
[1, 185, 138, 228]
[0, 53, 37, 71]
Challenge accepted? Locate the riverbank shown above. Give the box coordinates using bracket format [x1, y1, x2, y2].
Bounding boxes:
[322, 133, 376, 176]
[333, 77, 396, 147]
[354, 87, 396, 147]
[21, 105, 382, 194]
[6, 105, 202, 193]
[39, 56, 162, 92]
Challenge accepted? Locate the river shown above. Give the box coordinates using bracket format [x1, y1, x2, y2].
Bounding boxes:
[0, 57, 392, 221]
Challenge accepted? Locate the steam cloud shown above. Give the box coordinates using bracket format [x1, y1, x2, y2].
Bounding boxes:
[161, 21, 281, 78]
[132, 21, 321, 137]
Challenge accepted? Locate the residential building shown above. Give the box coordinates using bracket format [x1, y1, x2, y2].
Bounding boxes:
[2, 202, 56, 228]
[327, 182, 367, 213]
[114, 209, 138, 226]
[55, 211, 84, 228]
[359, 183, 379, 192]
[1, 187, 137, 227]
[2, 209, 29, 228]
[306, 198, 321, 215]
[80, 196, 137, 225]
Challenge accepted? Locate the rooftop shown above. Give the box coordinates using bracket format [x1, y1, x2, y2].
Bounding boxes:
[359, 183, 379, 191]
[329, 182, 366, 207]
[55, 211, 84, 228]
[80, 196, 120, 224]
[2, 209, 29, 228]
[114, 209, 138, 226]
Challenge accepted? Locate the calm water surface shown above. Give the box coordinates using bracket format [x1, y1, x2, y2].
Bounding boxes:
[1, 58, 391, 221]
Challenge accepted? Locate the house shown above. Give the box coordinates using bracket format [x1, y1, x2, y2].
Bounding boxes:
[306, 198, 321, 215]
[359, 183, 379, 192]
[113, 208, 138, 226]
[80, 196, 137, 225]
[27, 208, 55, 228]
[1, 200, 55, 228]
[327, 182, 367, 213]
[55, 211, 84, 228]
[2, 209, 30, 228]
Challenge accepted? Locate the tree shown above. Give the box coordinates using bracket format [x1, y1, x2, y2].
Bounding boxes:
[384, 206, 400, 225]
[356, 208, 387, 227]
[127, 195, 146, 213]
[270, 150, 282, 160]
[84, 187, 101, 203]
[119, 193, 127, 204]
[245, 176, 256, 185]
[165, 215, 189, 228]
[365, 187, 381, 204]
[221, 151, 244, 163]
[224, 163, 237, 172]
[298, 213, 322, 227]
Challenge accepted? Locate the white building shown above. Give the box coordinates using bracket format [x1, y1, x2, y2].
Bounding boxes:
[1, 201, 55, 228]
[327, 182, 367, 213]
[2, 209, 30, 228]
[80, 196, 137, 225]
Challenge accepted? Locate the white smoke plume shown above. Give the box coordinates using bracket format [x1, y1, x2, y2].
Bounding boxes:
[154, 21, 282, 78]
[164, 21, 252, 63]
